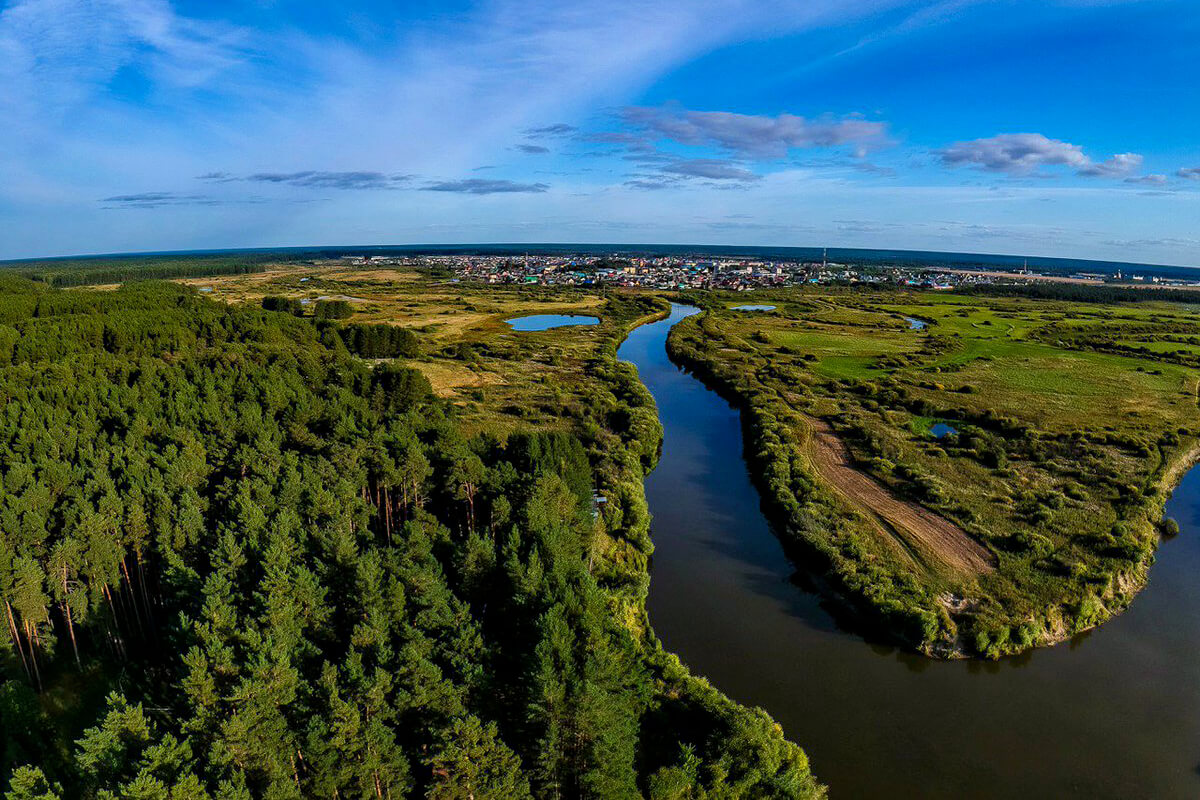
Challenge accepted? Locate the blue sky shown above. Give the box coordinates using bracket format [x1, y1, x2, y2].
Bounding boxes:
[2, 0, 1198, 264]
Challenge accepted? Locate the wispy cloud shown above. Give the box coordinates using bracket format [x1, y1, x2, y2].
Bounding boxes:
[1178, 167, 1200, 180]
[1125, 174, 1167, 186]
[242, 171, 412, 190]
[661, 158, 761, 181]
[624, 178, 679, 191]
[0, 0, 249, 115]
[515, 144, 550, 154]
[101, 192, 257, 208]
[1103, 236, 1200, 249]
[938, 133, 1142, 178]
[422, 179, 549, 194]
[524, 123, 576, 137]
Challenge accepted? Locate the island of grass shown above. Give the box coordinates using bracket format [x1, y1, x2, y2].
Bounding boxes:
[668, 287, 1200, 658]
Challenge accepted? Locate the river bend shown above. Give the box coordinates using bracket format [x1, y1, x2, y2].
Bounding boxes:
[620, 304, 1200, 799]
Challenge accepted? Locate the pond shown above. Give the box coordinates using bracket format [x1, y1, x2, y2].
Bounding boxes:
[906, 316, 927, 330]
[503, 314, 599, 331]
[732, 304, 777, 311]
[929, 422, 958, 438]
[620, 303, 1200, 800]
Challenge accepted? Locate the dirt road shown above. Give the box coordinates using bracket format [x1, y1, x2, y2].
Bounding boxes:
[807, 418, 995, 576]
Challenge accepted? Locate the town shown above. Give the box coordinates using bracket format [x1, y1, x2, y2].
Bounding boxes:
[333, 251, 1200, 292]
[340, 251, 989, 291]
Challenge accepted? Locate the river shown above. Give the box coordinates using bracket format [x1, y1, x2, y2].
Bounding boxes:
[619, 304, 1200, 799]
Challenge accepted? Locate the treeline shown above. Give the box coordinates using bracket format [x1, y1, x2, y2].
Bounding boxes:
[966, 281, 1200, 305]
[262, 296, 419, 358]
[3, 255, 274, 287]
[0, 283, 821, 798]
[330, 323, 420, 358]
[262, 297, 353, 319]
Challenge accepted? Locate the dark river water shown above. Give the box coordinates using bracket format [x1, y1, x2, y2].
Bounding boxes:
[619, 304, 1200, 799]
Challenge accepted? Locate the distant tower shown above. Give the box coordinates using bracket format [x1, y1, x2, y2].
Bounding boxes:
[823, 247, 828, 269]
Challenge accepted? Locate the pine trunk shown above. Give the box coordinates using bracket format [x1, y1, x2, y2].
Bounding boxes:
[4, 600, 31, 681]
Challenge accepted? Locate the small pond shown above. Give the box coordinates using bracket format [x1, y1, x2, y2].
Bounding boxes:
[733, 304, 777, 311]
[504, 314, 600, 331]
[905, 316, 927, 330]
[929, 422, 958, 438]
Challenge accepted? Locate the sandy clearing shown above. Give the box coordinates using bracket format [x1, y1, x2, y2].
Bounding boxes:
[409, 360, 506, 397]
[807, 417, 995, 576]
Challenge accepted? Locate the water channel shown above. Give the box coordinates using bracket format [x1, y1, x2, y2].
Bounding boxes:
[619, 303, 1200, 799]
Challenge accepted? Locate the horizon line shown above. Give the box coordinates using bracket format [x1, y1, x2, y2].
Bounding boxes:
[2, 241, 1196, 273]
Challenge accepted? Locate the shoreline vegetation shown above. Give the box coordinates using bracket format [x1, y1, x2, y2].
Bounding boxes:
[0, 271, 823, 799]
[666, 290, 1199, 658]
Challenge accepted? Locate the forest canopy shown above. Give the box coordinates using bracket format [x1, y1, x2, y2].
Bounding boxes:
[0, 280, 821, 799]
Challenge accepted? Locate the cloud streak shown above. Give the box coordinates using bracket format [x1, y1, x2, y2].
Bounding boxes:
[661, 158, 760, 181]
[523, 123, 576, 137]
[242, 171, 412, 190]
[101, 192, 261, 208]
[1125, 174, 1167, 186]
[422, 179, 549, 194]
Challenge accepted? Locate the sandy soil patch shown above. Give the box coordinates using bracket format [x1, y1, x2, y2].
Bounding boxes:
[807, 417, 995, 575]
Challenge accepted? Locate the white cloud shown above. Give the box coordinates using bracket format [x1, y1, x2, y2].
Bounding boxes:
[937, 133, 1141, 178]
[1077, 152, 1142, 177]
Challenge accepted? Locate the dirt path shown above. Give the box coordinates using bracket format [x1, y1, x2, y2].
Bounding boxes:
[806, 418, 996, 576]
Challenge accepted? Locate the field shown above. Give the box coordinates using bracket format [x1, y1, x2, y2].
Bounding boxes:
[669, 288, 1200, 657]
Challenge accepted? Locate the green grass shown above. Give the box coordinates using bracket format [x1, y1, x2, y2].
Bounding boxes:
[771, 326, 916, 380]
[1117, 339, 1200, 356]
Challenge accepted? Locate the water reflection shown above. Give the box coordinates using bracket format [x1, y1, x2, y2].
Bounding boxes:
[504, 314, 599, 331]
